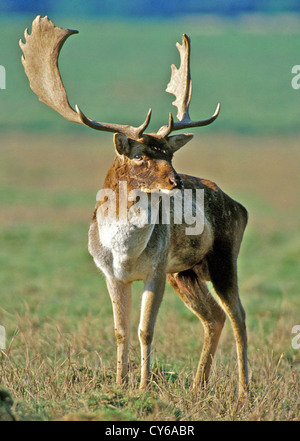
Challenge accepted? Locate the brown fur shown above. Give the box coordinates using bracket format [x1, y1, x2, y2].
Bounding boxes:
[88, 134, 249, 397]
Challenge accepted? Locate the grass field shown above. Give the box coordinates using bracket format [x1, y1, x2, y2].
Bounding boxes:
[0, 131, 299, 421]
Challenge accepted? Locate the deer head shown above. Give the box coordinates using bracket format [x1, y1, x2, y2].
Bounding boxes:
[110, 133, 190, 193]
[19, 16, 220, 162]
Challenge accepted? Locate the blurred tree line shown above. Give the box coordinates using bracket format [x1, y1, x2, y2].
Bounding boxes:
[2, 0, 300, 17]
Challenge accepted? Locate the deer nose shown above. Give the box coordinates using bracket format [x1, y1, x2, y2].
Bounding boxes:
[169, 175, 183, 189]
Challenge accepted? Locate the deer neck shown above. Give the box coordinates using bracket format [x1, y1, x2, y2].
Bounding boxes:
[100, 156, 159, 222]
[97, 157, 161, 263]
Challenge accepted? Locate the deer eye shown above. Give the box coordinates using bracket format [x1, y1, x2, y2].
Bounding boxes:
[133, 154, 144, 163]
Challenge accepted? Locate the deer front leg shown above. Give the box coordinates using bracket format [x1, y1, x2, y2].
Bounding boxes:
[106, 278, 132, 386]
[138, 274, 165, 390]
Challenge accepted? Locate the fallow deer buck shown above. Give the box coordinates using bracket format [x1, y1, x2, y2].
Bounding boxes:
[20, 16, 249, 398]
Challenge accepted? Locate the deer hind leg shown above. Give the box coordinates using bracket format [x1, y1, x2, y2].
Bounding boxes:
[105, 278, 132, 386]
[167, 267, 226, 389]
[207, 242, 248, 398]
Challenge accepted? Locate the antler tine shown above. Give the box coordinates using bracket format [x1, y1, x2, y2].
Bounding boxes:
[75, 106, 152, 139]
[157, 112, 174, 138]
[157, 34, 220, 138]
[20, 15, 151, 139]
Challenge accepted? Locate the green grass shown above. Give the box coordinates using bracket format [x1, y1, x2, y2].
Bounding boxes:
[0, 132, 299, 420]
[2, 15, 300, 134]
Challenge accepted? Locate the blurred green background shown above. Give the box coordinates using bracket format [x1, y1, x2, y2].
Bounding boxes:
[1, 1, 300, 134]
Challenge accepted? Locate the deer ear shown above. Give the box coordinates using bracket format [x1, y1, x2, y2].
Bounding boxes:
[113, 133, 131, 156]
[167, 134, 194, 152]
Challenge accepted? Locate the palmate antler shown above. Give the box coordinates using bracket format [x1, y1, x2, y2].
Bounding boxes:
[19, 15, 151, 139]
[20, 17, 219, 140]
[157, 34, 220, 137]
